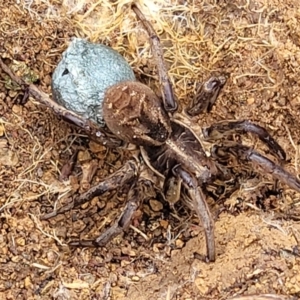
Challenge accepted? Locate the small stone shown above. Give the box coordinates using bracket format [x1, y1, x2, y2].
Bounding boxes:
[37, 167, 44, 178]
[78, 150, 91, 162]
[80, 202, 90, 209]
[278, 97, 287, 106]
[247, 97, 255, 105]
[0, 147, 18, 166]
[47, 250, 57, 264]
[175, 239, 185, 249]
[121, 247, 136, 257]
[16, 237, 26, 246]
[1, 246, 8, 255]
[195, 277, 210, 295]
[153, 228, 162, 237]
[153, 243, 164, 253]
[81, 274, 96, 285]
[0, 92, 6, 100]
[24, 276, 32, 289]
[153, 243, 160, 253]
[73, 220, 86, 232]
[89, 141, 107, 153]
[120, 260, 130, 267]
[97, 199, 106, 209]
[8, 90, 19, 98]
[131, 276, 140, 282]
[149, 221, 160, 231]
[55, 226, 67, 239]
[11, 256, 21, 263]
[149, 199, 163, 212]
[160, 219, 169, 229]
[51, 149, 59, 159]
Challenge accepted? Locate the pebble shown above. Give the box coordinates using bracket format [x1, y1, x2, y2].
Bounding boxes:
[54, 226, 67, 239]
[131, 276, 140, 282]
[0, 147, 19, 166]
[153, 228, 162, 237]
[24, 276, 32, 289]
[247, 97, 255, 105]
[160, 219, 169, 229]
[1, 246, 8, 255]
[149, 199, 163, 212]
[11, 256, 21, 263]
[78, 150, 91, 162]
[46, 250, 57, 264]
[89, 141, 107, 154]
[175, 239, 185, 248]
[16, 237, 26, 246]
[81, 274, 96, 285]
[153, 243, 164, 253]
[121, 246, 136, 257]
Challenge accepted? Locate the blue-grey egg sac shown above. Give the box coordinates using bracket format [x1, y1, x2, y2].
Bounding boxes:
[51, 38, 136, 126]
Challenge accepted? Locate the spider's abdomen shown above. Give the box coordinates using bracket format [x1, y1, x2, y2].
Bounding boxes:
[103, 81, 171, 147]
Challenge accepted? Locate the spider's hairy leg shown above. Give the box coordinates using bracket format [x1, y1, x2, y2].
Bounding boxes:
[69, 182, 142, 247]
[132, 3, 177, 112]
[186, 76, 226, 116]
[216, 144, 300, 192]
[69, 174, 157, 247]
[0, 58, 122, 148]
[176, 166, 216, 262]
[40, 160, 138, 220]
[203, 120, 286, 161]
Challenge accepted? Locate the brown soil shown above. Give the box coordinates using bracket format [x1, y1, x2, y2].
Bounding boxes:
[1, 1, 300, 299]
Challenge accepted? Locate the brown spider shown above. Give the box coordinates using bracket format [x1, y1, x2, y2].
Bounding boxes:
[2, 4, 300, 262]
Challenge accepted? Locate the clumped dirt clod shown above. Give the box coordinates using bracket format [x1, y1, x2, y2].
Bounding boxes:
[1, 0, 300, 299]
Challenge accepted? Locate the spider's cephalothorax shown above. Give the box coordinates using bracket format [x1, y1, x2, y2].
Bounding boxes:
[103, 81, 171, 146]
[35, 4, 300, 262]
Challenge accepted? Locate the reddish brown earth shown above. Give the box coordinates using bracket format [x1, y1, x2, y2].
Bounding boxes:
[1, 1, 300, 299]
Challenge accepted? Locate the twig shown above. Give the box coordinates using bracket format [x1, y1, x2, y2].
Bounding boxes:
[129, 224, 149, 241]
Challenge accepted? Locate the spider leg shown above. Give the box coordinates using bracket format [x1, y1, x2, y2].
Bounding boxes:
[203, 120, 286, 161]
[0, 58, 122, 148]
[69, 174, 157, 247]
[175, 166, 216, 262]
[69, 183, 141, 247]
[186, 76, 226, 115]
[215, 144, 300, 192]
[132, 4, 177, 112]
[40, 160, 138, 220]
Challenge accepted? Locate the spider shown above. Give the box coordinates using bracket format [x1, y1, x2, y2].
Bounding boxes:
[2, 4, 300, 262]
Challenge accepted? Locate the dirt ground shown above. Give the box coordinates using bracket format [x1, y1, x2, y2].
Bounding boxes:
[1, 0, 300, 299]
